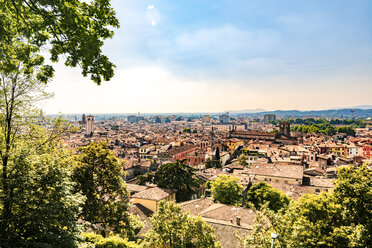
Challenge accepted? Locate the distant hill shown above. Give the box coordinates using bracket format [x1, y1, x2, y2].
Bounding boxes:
[224, 108, 265, 114]
[243, 108, 372, 118]
[352, 105, 372, 110]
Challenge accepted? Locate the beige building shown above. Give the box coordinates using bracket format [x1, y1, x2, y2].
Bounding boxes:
[250, 162, 304, 185]
[131, 187, 176, 212]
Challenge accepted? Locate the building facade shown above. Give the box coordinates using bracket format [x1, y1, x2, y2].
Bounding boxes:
[86, 115, 94, 136]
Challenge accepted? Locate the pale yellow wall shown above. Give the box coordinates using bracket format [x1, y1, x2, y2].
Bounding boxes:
[132, 198, 158, 212]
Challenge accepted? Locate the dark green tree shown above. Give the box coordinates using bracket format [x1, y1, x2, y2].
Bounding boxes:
[138, 161, 200, 202]
[205, 157, 222, 169]
[73, 141, 141, 240]
[215, 146, 220, 161]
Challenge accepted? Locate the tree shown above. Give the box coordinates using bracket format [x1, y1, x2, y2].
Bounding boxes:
[336, 126, 356, 136]
[205, 157, 222, 169]
[1, 0, 119, 84]
[182, 128, 191, 133]
[210, 175, 242, 205]
[137, 161, 200, 202]
[82, 232, 139, 248]
[215, 146, 220, 161]
[73, 141, 141, 240]
[239, 165, 372, 248]
[137, 172, 155, 186]
[246, 182, 291, 212]
[150, 161, 200, 202]
[143, 200, 221, 248]
[236, 210, 274, 248]
[0, 126, 85, 247]
[0, 53, 85, 246]
[238, 153, 248, 167]
[332, 165, 371, 243]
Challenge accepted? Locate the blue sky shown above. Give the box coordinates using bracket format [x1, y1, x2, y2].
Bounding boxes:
[44, 0, 372, 114]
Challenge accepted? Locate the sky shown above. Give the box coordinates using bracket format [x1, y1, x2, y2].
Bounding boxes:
[43, 0, 372, 114]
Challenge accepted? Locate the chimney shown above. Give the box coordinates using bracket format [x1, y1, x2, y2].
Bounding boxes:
[236, 216, 241, 226]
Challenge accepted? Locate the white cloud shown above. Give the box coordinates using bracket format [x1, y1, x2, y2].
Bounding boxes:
[147, 5, 155, 10]
[151, 20, 157, 26]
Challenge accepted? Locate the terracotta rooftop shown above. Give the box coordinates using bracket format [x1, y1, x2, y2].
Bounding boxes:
[250, 163, 303, 180]
[232, 130, 276, 137]
[127, 184, 148, 194]
[131, 187, 176, 201]
[179, 198, 254, 248]
[129, 203, 153, 221]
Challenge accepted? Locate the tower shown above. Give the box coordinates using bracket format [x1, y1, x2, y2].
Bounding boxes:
[210, 127, 215, 157]
[279, 121, 290, 137]
[86, 115, 94, 136]
[82, 113, 86, 124]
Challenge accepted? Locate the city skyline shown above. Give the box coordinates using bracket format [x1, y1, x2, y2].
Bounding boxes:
[43, 0, 372, 114]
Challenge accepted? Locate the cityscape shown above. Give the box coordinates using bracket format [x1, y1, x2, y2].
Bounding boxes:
[1, 0, 371, 248]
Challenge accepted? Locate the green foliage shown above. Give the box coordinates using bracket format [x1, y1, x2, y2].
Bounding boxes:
[0, 124, 85, 247]
[246, 182, 291, 212]
[333, 165, 371, 237]
[236, 211, 273, 248]
[73, 141, 140, 240]
[284, 118, 362, 136]
[136, 173, 155, 186]
[182, 128, 191, 133]
[82, 232, 139, 248]
[142, 200, 221, 248]
[210, 175, 242, 205]
[238, 153, 248, 167]
[138, 161, 200, 202]
[336, 126, 356, 136]
[273, 118, 366, 127]
[205, 158, 222, 168]
[239, 165, 372, 248]
[215, 147, 220, 161]
[241, 149, 261, 156]
[0, 62, 84, 246]
[1, 0, 119, 84]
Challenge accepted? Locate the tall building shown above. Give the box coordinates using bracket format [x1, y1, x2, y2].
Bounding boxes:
[263, 114, 276, 122]
[279, 121, 291, 137]
[86, 115, 94, 136]
[127, 115, 136, 123]
[82, 113, 86, 124]
[219, 114, 230, 123]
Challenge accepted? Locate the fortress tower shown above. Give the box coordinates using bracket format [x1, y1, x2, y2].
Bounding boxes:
[86, 115, 94, 136]
[279, 121, 291, 137]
